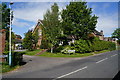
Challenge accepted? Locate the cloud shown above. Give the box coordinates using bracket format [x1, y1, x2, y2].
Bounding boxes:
[13, 18, 31, 27]
[96, 13, 118, 37]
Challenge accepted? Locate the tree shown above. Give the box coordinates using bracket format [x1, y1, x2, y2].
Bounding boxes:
[23, 30, 33, 51]
[0, 3, 14, 51]
[61, 1, 98, 40]
[43, 3, 60, 53]
[1, 3, 13, 41]
[112, 28, 120, 44]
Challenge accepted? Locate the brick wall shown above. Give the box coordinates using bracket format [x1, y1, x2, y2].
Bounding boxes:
[0, 29, 6, 54]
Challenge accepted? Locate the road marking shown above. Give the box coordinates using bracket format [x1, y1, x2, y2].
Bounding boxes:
[111, 54, 117, 57]
[96, 58, 108, 63]
[53, 66, 87, 80]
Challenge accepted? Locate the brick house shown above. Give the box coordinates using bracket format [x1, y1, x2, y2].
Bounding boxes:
[0, 29, 6, 54]
[14, 34, 23, 50]
[33, 19, 116, 48]
[32, 19, 43, 48]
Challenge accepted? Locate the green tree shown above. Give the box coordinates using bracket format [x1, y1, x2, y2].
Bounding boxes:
[0, 3, 14, 51]
[112, 28, 120, 44]
[1, 3, 13, 41]
[61, 1, 98, 40]
[23, 30, 33, 51]
[43, 3, 60, 53]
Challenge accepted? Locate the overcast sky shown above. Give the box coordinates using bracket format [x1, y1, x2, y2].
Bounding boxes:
[5, 2, 118, 38]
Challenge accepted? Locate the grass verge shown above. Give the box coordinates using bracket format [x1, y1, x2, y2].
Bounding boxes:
[22, 49, 43, 55]
[23, 49, 110, 58]
[0, 63, 19, 73]
[38, 50, 110, 58]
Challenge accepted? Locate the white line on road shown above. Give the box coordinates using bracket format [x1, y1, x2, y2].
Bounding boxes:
[111, 54, 117, 57]
[96, 58, 108, 64]
[53, 66, 88, 80]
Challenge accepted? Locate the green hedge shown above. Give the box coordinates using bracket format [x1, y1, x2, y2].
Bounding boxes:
[4, 52, 24, 66]
[70, 38, 116, 53]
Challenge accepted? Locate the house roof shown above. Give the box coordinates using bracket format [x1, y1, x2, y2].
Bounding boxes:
[33, 19, 43, 34]
[14, 39, 22, 44]
[94, 30, 103, 36]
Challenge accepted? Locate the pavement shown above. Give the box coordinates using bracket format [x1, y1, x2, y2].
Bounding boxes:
[2, 50, 120, 79]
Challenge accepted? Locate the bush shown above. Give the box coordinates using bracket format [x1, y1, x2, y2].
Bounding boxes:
[5, 52, 24, 66]
[54, 45, 64, 52]
[70, 37, 116, 53]
[71, 39, 91, 53]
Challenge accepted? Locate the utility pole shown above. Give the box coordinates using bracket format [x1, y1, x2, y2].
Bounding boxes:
[9, 2, 13, 66]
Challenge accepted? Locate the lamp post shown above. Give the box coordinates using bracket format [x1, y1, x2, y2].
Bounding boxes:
[9, 2, 13, 66]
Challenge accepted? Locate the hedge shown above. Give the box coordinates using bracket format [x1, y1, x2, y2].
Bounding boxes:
[63, 38, 116, 53]
[4, 52, 24, 66]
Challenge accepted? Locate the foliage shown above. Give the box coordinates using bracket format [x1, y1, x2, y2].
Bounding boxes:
[23, 30, 33, 51]
[71, 39, 91, 53]
[22, 49, 42, 56]
[61, 45, 72, 54]
[1, 62, 19, 73]
[1, 3, 13, 41]
[63, 37, 116, 54]
[3, 51, 24, 66]
[42, 3, 60, 52]
[61, 1, 98, 40]
[112, 28, 120, 44]
[90, 37, 116, 51]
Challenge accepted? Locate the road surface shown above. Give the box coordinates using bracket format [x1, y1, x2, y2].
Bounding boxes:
[2, 50, 120, 80]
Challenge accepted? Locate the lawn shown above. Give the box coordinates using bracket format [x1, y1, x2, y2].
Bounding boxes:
[0, 63, 19, 73]
[22, 49, 43, 55]
[23, 49, 110, 58]
[38, 50, 110, 58]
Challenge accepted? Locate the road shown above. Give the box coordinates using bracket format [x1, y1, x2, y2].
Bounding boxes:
[2, 50, 119, 80]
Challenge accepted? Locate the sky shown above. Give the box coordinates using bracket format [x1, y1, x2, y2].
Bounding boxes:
[5, 2, 118, 38]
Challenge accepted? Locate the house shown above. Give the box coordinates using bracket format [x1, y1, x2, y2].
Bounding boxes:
[14, 34, 23, 50]
[33, 19, 117, 48]
[90, 30, 104, 40]
[32, 19, 43, 48]
[104, 37, 117, 43]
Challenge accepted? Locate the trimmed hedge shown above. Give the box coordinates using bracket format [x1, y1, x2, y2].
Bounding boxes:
[70, 38, 116, 53]
[4, 52, 24, 66]
[45, 37, 116, 54]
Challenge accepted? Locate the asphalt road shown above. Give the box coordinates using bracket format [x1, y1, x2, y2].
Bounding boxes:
[2, 50, 120, 79]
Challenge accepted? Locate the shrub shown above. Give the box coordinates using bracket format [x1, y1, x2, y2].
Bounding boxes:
[5, 52, 24, 66]
[54, 45, 64, 52]
[70, 37, 116, 53]
[71, 39, 91, 53]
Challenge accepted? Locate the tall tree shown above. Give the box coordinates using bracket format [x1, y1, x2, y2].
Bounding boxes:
[43, 3, 60, 53]
[112, 28, 120, 44]
[1, 3, 13, 41]
[23, 30, 33, 51]
[0, 3, 14, 51]
[61, 1, 98, 40]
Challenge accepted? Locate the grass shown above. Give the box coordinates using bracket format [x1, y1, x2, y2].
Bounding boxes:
[38, 50, 110, 58]
[22, 49, 43, 55]
[94, 50, 110, 54]
[22, 49, 110, 58]
[38, 52, 93, 58]
[0, 63, 19, 73]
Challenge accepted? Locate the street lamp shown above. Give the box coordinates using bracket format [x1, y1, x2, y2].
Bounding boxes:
[9, 2, 13, 66]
